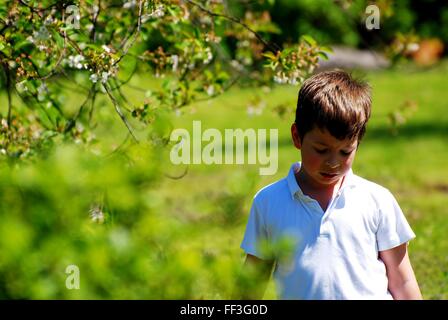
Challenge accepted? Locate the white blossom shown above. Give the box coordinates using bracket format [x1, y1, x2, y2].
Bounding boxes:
[102, 45, 112, 53]
[37, 83, 48, 100]
[203, 47, 213, 64]
[89, 205, 105, 223]
[89, 74, 98, 83]
[289, 78, 298, 85]
[237, 40, 250, 48]
[26, 35, 35, 44]
[142, 4, 165, 21]
[199, 15, 212, 25]
[44, 15, 54, 25]
[152, 5, 165, 18]
[1, 119, 8, 129]
[247, 106, 262, 116]
[123, 0, 137, 9]
[407, 43, 419, 53]
[206, 85, 215, 96]
[68, 55, 85, 69]
[205, 33, 222, 43]
[76, 123, 85, 133]
[101, 71, 109, 83]
[37, 44, 48, 51]
[16, 80, 28, 92]
[230, 60, 243, 71]
[247, 100, 265, 116]
[171, 55, 179, 72]
[273, 72, 288, 84]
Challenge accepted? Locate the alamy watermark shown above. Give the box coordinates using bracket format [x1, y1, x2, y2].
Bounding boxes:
[65, 5, 81, 29]
[65, 264, 80, 290]
[365, 5, 380, 30]
[170, 121, 278, 175]
[47, 3, 381, 32]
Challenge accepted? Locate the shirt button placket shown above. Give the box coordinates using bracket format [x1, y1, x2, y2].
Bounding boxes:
[320, 192, 341, 236]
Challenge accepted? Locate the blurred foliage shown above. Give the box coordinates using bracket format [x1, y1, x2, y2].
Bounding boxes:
[0, 0, 330, 158]
[0, 139, 263, 299]
[0, 0, 331, 299]
[0, 0, 441, 300]
[265, 0, 448, 50]
[387, 99, 418, 135]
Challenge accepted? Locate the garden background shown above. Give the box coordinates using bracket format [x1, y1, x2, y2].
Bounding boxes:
[0, 0, 447, 299]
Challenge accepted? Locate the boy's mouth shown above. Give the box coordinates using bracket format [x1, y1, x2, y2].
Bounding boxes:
[320, 172, 339, 179]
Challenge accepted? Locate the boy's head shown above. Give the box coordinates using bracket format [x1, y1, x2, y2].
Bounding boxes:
[293, 70, 371, 142]
[291, 70, 372, 187]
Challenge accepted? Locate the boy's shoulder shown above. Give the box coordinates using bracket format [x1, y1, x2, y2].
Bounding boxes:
[250, 168, 397, 208]
[349, 173, 396, 202]
[252, 176, 290, 204]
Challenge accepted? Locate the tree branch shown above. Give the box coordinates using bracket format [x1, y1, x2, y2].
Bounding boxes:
[103, 83, 138, 143]
[90, 0, 101, 42]
[64, 85, 96, 133]
[18, 0, 60, 12]
[113, 0, 144, 67]
[2, 63, 13, 131]
[185, 0, 281, 53]
[164, 166, 189, 180]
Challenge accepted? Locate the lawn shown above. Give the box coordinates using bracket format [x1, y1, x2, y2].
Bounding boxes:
[1, 62, 447, 299]
[152, 62, 448, 299]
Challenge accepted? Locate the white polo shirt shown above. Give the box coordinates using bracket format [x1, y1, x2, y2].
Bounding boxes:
[241, 162, 416, 300]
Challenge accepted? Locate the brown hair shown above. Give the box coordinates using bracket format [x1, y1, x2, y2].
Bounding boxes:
[295, 70, 371, 141]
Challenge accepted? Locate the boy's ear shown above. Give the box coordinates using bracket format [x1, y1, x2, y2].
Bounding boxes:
[291, 123, 302, 150]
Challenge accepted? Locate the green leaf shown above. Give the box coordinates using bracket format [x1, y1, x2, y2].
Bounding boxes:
[217, 71, 230, 82]
[14, 39, 32, 51]
[301, 35, 317, 46]
[318, 52, 329, 60]
[280, 48, 295, 58]
[204, 70, 213, 80]
[53, 31, 64, 48]
[37, 108, 54, 129]
[0, 43, 11, 56]
[320, 46, 334, 53]
[262, 52, 277, 60]
[255, 22, 282, 34]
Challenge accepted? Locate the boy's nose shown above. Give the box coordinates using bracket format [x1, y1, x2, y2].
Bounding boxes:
[325, 159, 340, 169]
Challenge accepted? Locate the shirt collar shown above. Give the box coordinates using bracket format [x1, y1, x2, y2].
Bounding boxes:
[286, 162, 303, 200]
[286, 162, 356, 200]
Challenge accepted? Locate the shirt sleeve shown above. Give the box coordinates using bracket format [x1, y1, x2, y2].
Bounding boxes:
[376, 190, 416, 251]
[240, 198, 270, 260]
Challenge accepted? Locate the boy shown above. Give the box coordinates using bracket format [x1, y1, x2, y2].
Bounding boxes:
[240, 70, 422, 300]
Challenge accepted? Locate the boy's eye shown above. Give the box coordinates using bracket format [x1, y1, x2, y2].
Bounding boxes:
[340, 150, 353, 156]
[314, 148, 327, 154]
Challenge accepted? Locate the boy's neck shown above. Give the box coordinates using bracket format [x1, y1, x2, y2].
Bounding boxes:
[295, 168, 344, 204]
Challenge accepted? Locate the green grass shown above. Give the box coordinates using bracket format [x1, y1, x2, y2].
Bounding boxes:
[2, 62, 447, 299]
[152, 62, 448, 299]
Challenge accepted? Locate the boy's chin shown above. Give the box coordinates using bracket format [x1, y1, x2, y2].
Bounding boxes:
[316, 173, 342, 185]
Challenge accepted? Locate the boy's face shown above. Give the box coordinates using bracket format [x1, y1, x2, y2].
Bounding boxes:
[291, 124, 358, 189]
